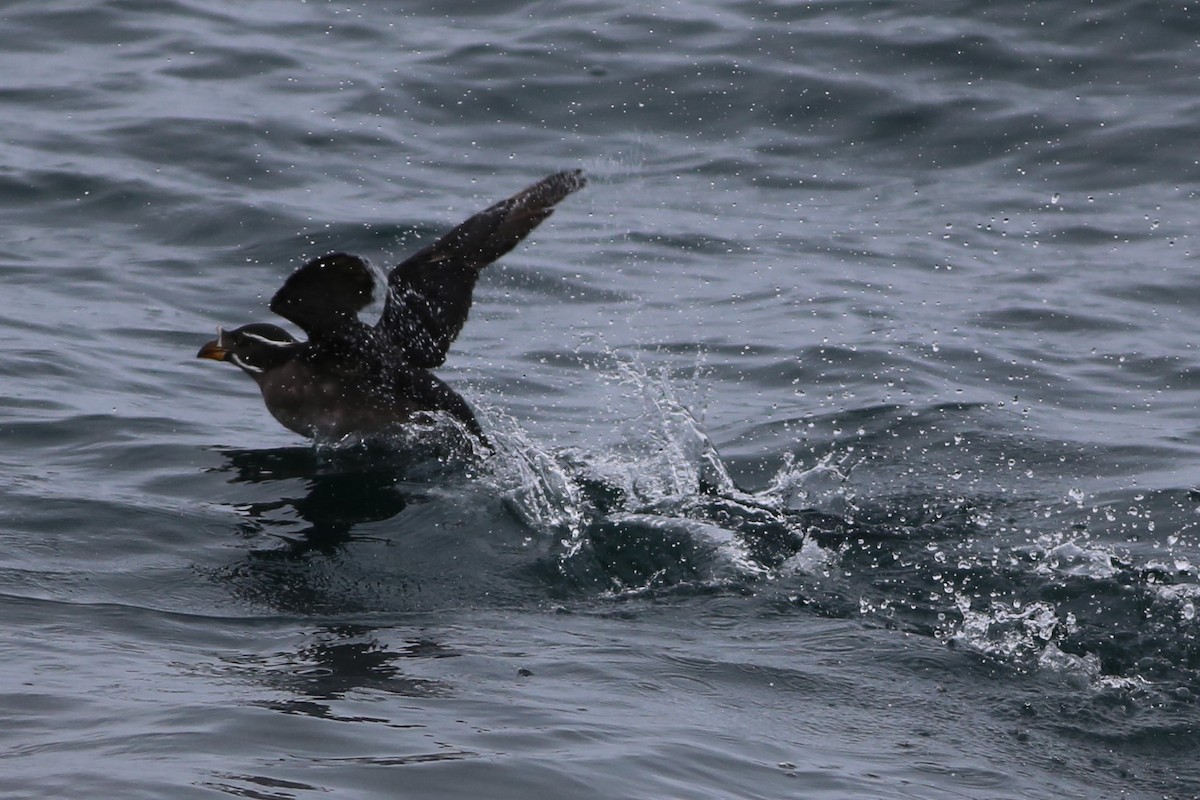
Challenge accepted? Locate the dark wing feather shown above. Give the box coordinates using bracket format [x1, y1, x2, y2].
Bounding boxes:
[378, 169, 586, 367]
[269, 252, 376, 337]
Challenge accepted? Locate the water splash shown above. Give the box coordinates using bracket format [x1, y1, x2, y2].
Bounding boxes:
[926, 520, 1200, 692]
[476, 353, 851, 593]
[1032, 539, 1120, 579]
[952, 595, 1084, 671]
[484, 408, 588, 555]
[473, 354, 1200, 695]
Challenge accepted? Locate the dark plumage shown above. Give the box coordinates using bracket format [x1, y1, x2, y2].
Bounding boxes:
[197, 169, 586, 441]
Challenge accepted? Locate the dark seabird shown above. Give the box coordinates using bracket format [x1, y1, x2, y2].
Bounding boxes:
[197, 169, 585, 442]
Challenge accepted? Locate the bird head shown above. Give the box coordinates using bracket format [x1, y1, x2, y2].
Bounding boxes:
[197, 323, 298, 378]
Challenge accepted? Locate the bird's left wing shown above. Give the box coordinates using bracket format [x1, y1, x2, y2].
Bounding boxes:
[269, 252, 376, 338]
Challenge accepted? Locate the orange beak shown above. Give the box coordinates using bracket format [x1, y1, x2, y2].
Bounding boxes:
[197, 339, 228, 361]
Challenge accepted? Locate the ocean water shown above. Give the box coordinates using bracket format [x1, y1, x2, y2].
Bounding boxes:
[1, 0, 1198, 797]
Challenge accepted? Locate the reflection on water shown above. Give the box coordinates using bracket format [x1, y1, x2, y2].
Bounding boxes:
[236, 624, 458, 715]
[202, 621, 472, 800]
[214, 446, 426, 555]
[203, 442, 505, 614]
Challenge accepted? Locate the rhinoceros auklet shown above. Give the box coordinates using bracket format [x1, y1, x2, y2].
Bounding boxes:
[197, 169, 585, 441]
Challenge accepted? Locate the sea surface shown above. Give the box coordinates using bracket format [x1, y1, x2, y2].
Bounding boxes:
[1, 1, 1198, 797]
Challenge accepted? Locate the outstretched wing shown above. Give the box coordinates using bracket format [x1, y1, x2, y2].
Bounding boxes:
[269, 252, 376, 338]
[378, 169, 586, 368]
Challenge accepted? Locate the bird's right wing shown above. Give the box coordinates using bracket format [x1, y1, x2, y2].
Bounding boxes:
[377, 169, 586, 368]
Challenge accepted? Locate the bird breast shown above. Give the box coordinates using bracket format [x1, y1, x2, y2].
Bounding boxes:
[258, 361, 417, 439]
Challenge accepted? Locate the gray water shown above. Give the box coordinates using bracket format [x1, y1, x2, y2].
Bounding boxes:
[1, 1, 1198, 798]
